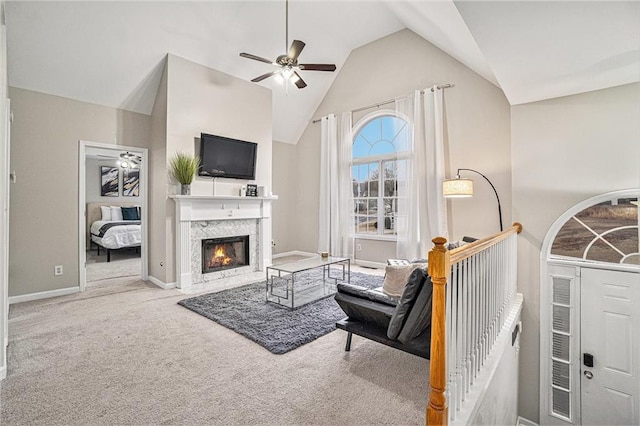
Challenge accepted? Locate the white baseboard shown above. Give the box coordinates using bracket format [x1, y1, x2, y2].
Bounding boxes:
[0, 364, 6, 380]
[517, 416, 539, 426]
[147, 275, 175, 290]
[354, 259, 386, 269]
[272, 250, 316, 259]
[8, 286, 80, 305]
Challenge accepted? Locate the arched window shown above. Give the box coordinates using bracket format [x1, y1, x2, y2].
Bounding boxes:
[352, 113, 409, 236]
[550, 196, 639, 265]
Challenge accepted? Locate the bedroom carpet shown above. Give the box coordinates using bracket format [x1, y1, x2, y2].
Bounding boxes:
[2, 273, 429, 426]
[178, 270, 383, 354]
[85, 249, 141, 282]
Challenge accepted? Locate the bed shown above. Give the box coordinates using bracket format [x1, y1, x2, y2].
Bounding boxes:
[87, 202, 141, 262]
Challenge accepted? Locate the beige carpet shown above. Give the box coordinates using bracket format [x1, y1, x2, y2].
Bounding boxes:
[1, 275, 429, 425]
[86, 249, 141, 282]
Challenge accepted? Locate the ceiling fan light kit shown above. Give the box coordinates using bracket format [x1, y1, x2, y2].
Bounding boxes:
[239, 0, 336, 89]
[118, 152, 141, 169]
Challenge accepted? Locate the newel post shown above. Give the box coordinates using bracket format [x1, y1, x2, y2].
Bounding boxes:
[427, 237, 449, 425]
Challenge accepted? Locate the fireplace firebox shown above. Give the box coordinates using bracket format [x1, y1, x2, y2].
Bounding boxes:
[201, 235, 250, 274]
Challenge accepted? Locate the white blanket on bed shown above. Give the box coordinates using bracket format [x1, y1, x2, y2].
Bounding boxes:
[90, 220, 141, 249]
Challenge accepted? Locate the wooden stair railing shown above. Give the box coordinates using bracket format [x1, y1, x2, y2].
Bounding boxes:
[426, 236, 449, 425]
[426, 223, 523, 425]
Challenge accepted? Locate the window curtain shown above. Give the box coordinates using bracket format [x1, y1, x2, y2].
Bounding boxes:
[395, 87, 448, 260]
[318, 112, 353, 257]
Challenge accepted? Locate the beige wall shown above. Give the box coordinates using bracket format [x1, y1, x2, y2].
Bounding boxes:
[8, 87, 151, 296]
[511, 82, 640, 422]
[148, 61, 168, 283]
[271, 141, 297, 254]
[354, 238, 397, 264]
[166, 54, 272, 198]
[146, 54, 272, 284]
[288, 29, 511, 258]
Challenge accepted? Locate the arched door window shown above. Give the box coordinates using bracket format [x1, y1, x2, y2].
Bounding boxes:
[550, 196, 639, 265]
[351, 113, 409, 236]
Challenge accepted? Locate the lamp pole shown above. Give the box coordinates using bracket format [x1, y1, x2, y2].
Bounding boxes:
[457, 168, 503, 231]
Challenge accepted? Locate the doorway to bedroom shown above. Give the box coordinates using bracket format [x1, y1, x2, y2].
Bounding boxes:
[79, 141, 148, 290]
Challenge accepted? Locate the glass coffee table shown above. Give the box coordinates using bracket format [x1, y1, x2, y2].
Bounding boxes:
[266, 256, 351, 309]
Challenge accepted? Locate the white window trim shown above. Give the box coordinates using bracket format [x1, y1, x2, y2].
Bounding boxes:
[352, 111, 410, 239]
[353, 233, 398, 242]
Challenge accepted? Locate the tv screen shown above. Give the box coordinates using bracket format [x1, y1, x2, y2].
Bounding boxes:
[198, 133, 258, 180]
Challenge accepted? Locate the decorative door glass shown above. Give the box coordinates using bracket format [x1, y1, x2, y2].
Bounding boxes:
[551, 197, 639, 265]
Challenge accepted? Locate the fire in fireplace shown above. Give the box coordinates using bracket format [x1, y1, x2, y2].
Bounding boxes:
[201, 236, 250, 274]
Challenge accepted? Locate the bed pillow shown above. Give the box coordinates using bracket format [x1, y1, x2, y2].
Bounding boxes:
[100, 206, 112, 221]
[387, 268, 427, 340]
[121, 206, 139, 221]
[110, 206, 123, 221]
[382, 264, 421, 297]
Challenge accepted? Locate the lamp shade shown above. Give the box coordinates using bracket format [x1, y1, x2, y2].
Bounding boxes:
[443, 178, 473, 198]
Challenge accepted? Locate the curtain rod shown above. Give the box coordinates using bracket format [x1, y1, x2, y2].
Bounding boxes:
[311, 83, 454, 124]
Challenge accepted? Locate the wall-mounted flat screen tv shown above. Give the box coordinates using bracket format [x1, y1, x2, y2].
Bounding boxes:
[198, 133, 258, 180]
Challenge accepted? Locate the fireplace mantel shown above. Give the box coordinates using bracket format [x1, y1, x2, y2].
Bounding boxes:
[170, 194, 277, 289]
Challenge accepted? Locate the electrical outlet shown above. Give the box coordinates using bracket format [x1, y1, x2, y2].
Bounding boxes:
[54, 265, 63, 276]
[356, 244, 362, 251]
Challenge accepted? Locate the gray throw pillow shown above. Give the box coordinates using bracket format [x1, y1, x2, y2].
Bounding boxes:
[382, 264, 422, 297]
[397, 274, 434, 344]
[386, 268, 427, 340]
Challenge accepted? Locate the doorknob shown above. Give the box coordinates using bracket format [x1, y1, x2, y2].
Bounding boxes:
[584, 370, 593, 379]
[583, 353, 594, 367]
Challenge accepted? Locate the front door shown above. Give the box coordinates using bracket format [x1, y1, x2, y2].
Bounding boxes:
[580, 267, 640, 425]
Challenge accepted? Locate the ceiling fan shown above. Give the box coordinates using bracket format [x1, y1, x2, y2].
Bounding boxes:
[117, 152, 141, 169]
[239, 0, 336, 89]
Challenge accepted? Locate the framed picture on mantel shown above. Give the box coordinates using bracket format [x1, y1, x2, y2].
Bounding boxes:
[246, 184, 257, 197]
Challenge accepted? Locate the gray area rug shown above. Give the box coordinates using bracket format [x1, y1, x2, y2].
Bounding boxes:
[178, 270, 383, 354]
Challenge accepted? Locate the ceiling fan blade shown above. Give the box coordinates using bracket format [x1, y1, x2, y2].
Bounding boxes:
[251, 71, 280, 83]
[287, 40, 306, 61]
[299, 64, 336, 72]
[240, 52, 275, 65]
[293, 72, 307, 89]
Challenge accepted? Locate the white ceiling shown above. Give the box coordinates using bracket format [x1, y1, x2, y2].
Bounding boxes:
[5, 1, 639, 144]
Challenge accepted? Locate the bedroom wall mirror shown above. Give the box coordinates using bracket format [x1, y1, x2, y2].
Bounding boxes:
[78, 141, 149, 292]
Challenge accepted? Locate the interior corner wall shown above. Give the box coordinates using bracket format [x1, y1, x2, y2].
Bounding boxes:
[8, 87, 151, 297]
[271, 141, 297, 254]
[162, 54, 272, 283]
[293, 29, 511, 257]
[149, 61, 168, 284]
[511, 82, 640, 422]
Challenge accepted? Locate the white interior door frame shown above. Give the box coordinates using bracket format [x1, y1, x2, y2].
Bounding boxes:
[78, 140, 148, 291]
[0, 98, 9, 381]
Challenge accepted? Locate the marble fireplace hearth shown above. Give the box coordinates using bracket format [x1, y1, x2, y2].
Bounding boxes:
[171, 195, 277, 291]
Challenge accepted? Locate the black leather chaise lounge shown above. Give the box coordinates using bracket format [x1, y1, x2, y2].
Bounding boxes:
[335, 268, 433, 359]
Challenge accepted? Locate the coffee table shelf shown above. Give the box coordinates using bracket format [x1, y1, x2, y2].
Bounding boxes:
[266, 256, 350, 309]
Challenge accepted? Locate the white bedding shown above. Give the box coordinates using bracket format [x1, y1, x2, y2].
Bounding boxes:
[90, 220, 141, 250]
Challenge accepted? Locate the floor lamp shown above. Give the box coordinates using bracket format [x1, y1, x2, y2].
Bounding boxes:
[442, 168, 503, 231]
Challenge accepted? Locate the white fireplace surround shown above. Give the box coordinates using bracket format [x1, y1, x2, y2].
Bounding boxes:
[170, 195, 277, 290]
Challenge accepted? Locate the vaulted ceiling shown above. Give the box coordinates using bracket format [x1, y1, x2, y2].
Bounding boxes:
[5, 1, 639, 144]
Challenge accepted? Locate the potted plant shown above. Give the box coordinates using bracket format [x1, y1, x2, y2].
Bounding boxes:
[169, 152, 200, 195]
